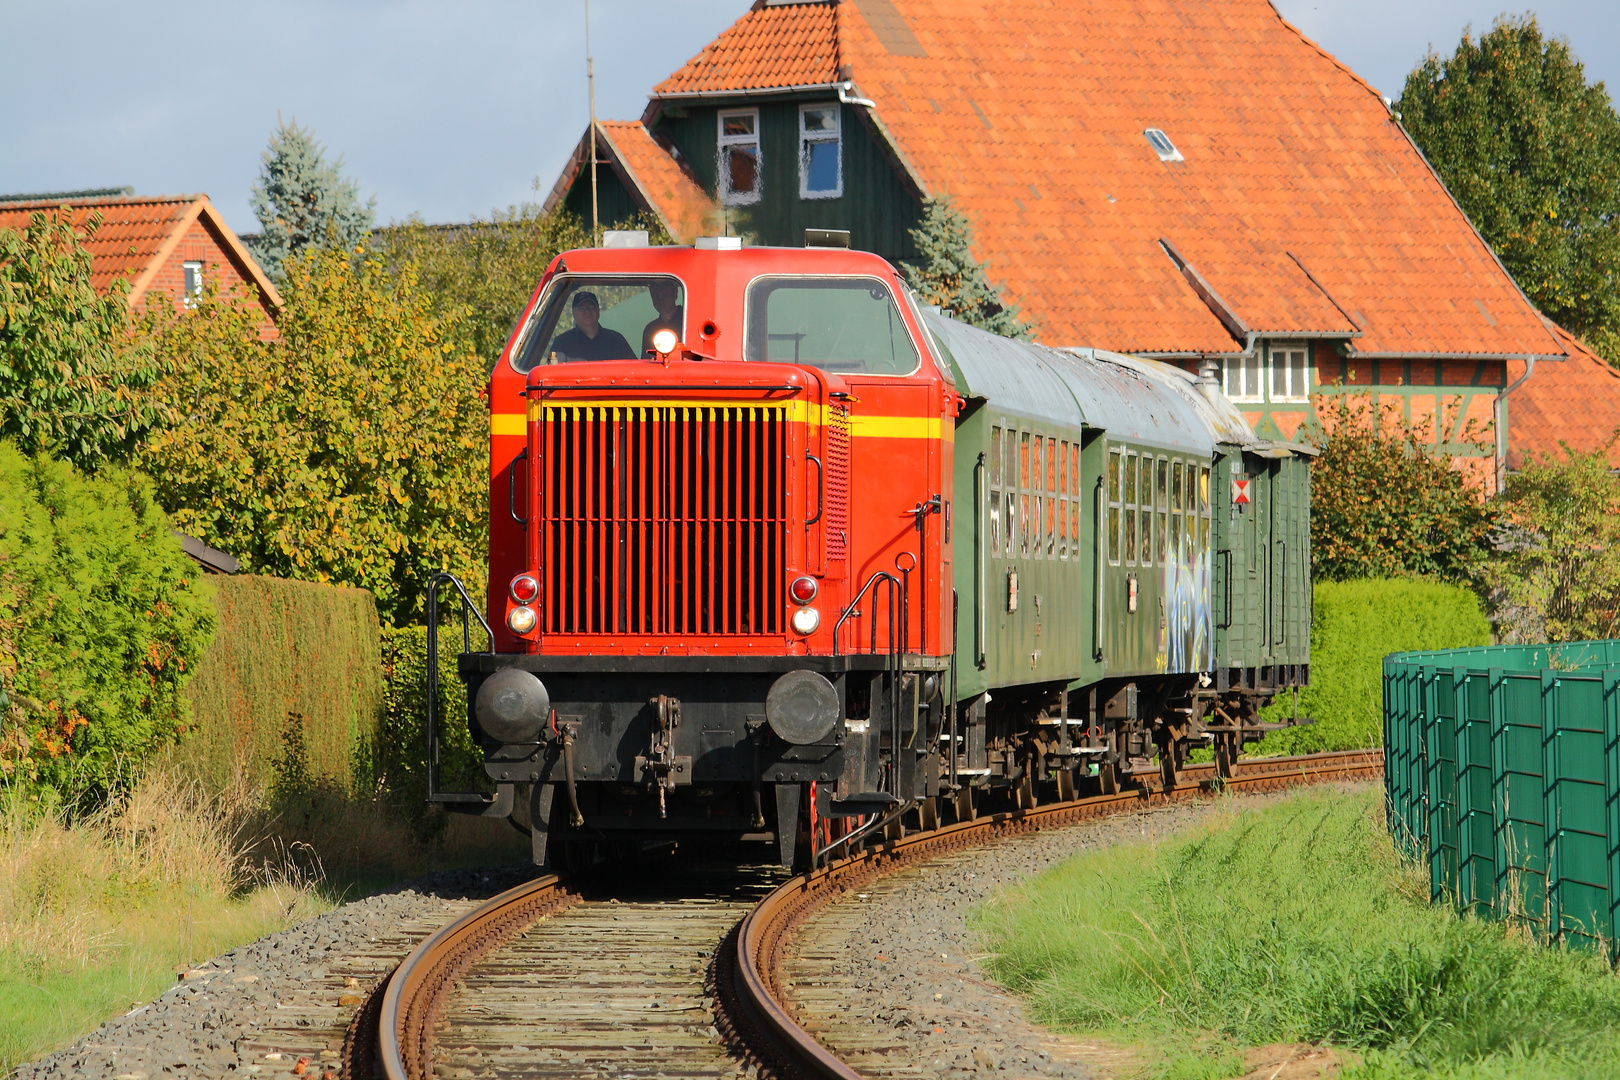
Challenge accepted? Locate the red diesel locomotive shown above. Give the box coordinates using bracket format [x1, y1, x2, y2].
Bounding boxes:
[426, 234, 1312, 869]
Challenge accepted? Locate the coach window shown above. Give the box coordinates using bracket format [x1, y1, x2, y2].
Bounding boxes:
[1270, 341, 1310, 402]
[1018, 433, 1032, 558]
[719, 109, 762, 205]
[1068, 444, 1081, 559]
[1056, 440, 1069, 559]
[1169, 459, 1184, 563]
[988, 426, 1003, 556]
[1138, 456, 1153, 566]
[1123, 452, 1139, 566]
[1049, 440, 1062, 557]
[1004, 428, 1018, 555]
[799, 104, 842, 199]
[1182, 463, 1197, 551]
[1199, 465, 1212, 551]
[1107, 449, 1122, 564]
[1033, 436, 1046, 560]
[1154, 457, 1168, 564]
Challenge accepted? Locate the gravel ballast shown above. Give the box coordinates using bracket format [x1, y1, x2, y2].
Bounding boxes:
[779, 785, 1372, 1078]
[13, 865, 542, 1080]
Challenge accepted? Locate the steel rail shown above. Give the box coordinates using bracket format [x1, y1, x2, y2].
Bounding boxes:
[345, 749, 1383, 1080]
[716, 748, 1385, 1080]
[342, 874, 579, 1080]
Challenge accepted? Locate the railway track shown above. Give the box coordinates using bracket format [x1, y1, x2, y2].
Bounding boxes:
[345, 749, 1383, 1080]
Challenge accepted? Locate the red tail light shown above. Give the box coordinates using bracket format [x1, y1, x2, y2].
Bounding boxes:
[789, 576, 818, 604]
[510, 574, 540, 604]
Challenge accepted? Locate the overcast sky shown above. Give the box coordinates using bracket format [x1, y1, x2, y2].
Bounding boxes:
[1, 1, 1614, 235]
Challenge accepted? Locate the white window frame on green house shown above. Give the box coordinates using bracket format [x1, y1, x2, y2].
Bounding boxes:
[799, 103, 842, 199]
[1268, 340, 1310, 401]
[1221, 353, 1264, 402]
[717, 108, 762, 206]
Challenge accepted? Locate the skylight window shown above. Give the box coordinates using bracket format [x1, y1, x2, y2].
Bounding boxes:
[1143, 128, 1183, 162]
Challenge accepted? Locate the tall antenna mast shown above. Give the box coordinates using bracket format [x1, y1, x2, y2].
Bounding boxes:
[586, 0, 599, 246]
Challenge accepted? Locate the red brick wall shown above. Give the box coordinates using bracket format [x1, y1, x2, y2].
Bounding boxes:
[139, 215, 278, 340]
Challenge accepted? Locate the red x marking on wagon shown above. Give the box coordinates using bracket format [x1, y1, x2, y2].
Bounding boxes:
[1232, 478, 1253, 505]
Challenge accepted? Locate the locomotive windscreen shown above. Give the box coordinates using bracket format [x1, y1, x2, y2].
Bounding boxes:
[744, 276, 920, 374]
[511, 275, 686, 371]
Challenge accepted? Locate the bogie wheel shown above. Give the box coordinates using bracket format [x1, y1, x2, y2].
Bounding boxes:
[1056, 767, 1077, 803]
[953, 785, 976, 822]
[919, 796, 940, 832]
[1098, 761, 1119, 796]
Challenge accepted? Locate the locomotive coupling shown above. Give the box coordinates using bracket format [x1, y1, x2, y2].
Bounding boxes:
[474, 668, 550, 744]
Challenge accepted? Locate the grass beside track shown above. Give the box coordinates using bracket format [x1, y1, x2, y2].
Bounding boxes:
[976, 787, 1620, 1079]
[0, 769, 527, 1072]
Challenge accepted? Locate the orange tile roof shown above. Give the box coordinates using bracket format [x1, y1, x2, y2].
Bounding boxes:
[649, 0, 1567, 362]
[596, 121, 719, 243]
[655, 2, 839, 95]
[1506, 323, 1620, 469]
[0, 194, 281, 311]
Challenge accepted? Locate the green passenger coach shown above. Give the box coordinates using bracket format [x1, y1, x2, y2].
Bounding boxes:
[924, 308, 1313, 797]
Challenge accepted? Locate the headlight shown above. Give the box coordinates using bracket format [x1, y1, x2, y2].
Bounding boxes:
[510, 574, 540, 604]
[507, 605, 537, 634]
[788, 575, 818, 604]
[651, 328, 679, 355]
[791, 606, 820, 635]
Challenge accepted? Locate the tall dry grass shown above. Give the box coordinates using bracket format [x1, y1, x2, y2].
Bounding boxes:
[0, 767, 329, 1071]
[1, 763, 528, 1071]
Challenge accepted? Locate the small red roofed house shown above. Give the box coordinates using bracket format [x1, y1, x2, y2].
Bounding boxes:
[547, 0, 1620, 488]
[0, 188, 281, 337]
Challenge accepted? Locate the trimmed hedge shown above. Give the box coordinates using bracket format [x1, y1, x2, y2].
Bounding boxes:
[1256, 577, 1491, 754]
[0, 444, 215, 795]
[174, 576, 382, 795]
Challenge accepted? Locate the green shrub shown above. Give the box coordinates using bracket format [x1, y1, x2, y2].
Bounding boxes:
[0, 444, 215, 797]
[1257, 578, 1490, 754]
[977, 789, 1620, 1078]
[376, 626, 488, 841]
[172, 575, 383, 796]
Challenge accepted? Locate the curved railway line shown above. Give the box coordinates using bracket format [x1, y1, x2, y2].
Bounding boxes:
[344, 749, 1383, 1080]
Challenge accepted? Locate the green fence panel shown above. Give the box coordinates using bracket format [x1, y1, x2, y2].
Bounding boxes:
[1384, 639, 1620, 954]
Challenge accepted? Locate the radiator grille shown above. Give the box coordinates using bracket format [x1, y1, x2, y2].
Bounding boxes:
[823, 404, 851, 563]
[537, 404, 785, 636]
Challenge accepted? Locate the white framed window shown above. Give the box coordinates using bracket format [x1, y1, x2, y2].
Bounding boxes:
[1221, 353, 1263, 402]
[799, 103, 842, 199]
[1269, 341, 1310, 401]
[182, 260, 204, 306]
[717, 109, 761, 206]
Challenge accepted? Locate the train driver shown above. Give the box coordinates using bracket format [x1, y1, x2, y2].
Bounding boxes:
[640, 280, 684, 356]
[551, 291, 635, 362]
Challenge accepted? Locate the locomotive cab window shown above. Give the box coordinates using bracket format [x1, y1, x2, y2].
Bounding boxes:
[510, 275, 686, 371]
[745, 276, 921, 375]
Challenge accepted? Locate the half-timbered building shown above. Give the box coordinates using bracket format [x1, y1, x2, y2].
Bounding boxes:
[548, 0, 1616, 482]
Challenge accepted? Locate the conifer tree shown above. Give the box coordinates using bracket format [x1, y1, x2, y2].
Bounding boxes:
[1399, 15, 1620, 364]
[247, 119, 375, 284]
[902, 197, 1034, 340]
